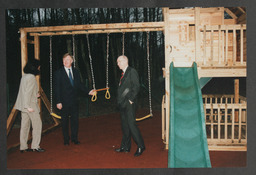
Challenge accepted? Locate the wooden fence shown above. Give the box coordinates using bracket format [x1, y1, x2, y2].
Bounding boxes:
[203, 95, 247, 150]
[162, 94, 247, 151]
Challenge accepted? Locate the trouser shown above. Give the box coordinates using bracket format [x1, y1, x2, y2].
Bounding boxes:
[20, 111, 42, 150]
[120, 102, 145, 149]
[61, 105, 79, 143]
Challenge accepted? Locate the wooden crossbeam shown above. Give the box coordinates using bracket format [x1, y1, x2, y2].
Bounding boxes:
[23, 22, 165, 36]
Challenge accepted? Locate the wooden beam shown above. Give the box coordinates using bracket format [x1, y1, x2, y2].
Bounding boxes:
[198, 68, 246, 78]
[29, 27, 164, 36]
[22, 22, 164, 34]
[20, 29, 28, 75]
[208, 145, 246, 151]
[7, 107, 19, 136]
[237, 13, 246, 24]
[199, 24, 246, 31]
[224, 8, 238, 19]
[237, 7, 246, 14]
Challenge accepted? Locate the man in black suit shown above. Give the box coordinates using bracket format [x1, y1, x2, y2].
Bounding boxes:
[115, 55, 145, 157]
[54, 53, 95, 145]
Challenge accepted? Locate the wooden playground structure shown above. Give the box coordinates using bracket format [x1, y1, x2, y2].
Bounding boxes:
[7, 7, 247, 152]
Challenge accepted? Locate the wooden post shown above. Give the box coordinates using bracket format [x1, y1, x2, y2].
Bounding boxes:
[34, 35, 42, 120]
[234, 79, 239, 122]
[195, 7, 200, 62]
[163, 7, 170, 150]
[20, 29, 28, 74]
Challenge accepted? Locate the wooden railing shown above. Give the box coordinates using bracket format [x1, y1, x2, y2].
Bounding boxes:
[203, 95, 247, 149]
[196, 24, 246, 67]
[162, 94, 247, 150]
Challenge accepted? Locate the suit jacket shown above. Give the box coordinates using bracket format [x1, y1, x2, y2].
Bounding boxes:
[54, 67, 88, 108]
[117, 66, 140, 109]
[15, 73, 39, 113]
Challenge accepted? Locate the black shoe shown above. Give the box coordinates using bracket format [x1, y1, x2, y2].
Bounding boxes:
[134, 147, 145, 157]
[72, 140, 80, 145]
[33, 148, 45, 152]
[115, 147, 130, 153]
[20, 148, 32, 153]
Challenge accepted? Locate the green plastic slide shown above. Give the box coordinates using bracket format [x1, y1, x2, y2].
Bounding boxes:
[168, 62, 211, 168]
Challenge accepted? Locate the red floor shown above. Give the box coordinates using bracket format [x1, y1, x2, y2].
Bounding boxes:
[7, 109, 246, 169]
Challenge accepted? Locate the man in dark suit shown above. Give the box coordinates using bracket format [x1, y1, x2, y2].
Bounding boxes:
[115, 55, 145, 157]
[54, 53, 95, 145]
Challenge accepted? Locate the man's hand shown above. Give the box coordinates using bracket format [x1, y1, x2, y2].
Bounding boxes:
[57, 103, 62, 110]
[89, 89, 96, 96]
[27, 107, 34, 112]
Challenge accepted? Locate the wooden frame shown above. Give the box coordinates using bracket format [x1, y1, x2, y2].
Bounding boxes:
[7, 7, 247, 152]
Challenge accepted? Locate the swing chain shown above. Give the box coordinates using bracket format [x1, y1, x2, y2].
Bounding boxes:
[86, 34, 96, 90]
[122, 32, 125, 55]
[146, 31, 153, 116]
[49, 35, 53, 113]
[72, 35, 76, 68]
[106, 33, 109, 88]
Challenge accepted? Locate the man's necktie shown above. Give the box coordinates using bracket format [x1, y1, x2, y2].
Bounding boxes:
[119, 72, 124, 85]
[68, 69, 74, 86]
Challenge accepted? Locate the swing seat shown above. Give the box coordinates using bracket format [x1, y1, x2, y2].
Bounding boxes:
[136, 113, 153, 122]
[51, 112, 61, 119]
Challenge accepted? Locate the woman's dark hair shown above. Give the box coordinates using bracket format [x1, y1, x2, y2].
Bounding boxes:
[23, 59, 40, 75]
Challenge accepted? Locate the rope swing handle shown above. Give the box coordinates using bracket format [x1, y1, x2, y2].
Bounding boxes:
[91, 88, 111, 102]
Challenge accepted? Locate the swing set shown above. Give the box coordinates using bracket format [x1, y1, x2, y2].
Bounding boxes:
[7, 22, 163, 149]
[48, 31, 153, 121]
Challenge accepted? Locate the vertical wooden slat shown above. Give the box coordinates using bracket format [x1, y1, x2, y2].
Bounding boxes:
[235, 79, 239, 122]
[218, 25, 221, 64]
[240, 25, 244, 64]
[225, 103, 228, 140]
[203, 25, 207, 65]
[233, 26, 237, 65]
[232, 107, 235, 142]
[225, 28, 228, 65]
[218, 106, 221, 140]
[211, 103, 214, 139]
[238, 106, 242, 142]
[211, 26, 214, 65]
[222, 30, 225, 63]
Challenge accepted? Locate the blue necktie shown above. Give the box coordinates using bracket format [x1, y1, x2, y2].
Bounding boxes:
[68, 69, 74, 86]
